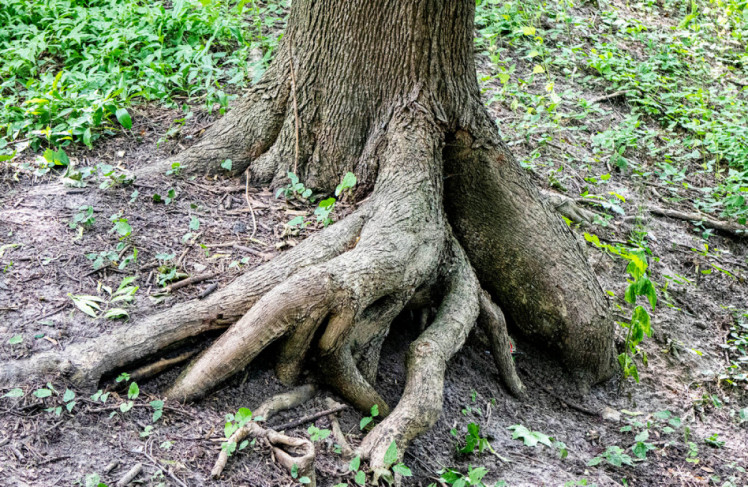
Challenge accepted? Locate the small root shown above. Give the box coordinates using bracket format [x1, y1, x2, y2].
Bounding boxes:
[324, 345, 390, 416]
[128, 350, 197, 383]
[477, 291, 525, 398]
[325, 398, 353, 458]
[543, 191, 600, 224]
[211, 384, 318, 480]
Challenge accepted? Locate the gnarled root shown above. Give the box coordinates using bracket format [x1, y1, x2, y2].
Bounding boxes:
[211, 384, 318, 482]
[356, 239, 480, 485]
[165, 108, 446, 403]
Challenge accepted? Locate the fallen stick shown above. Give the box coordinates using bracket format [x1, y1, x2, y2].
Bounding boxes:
[198, 282, 219, 299]
[163, 273, 217, 294]
[650, 207, 746, 237]
[589, 90, 628, 104]
[269, 404, 348, 432]
[115, 463, 142, 487]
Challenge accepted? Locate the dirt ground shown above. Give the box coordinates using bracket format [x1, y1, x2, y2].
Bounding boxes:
[2, 8, 748, 487]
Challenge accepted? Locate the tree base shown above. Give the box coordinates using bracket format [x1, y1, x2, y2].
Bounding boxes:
[0, 2, 616, 478]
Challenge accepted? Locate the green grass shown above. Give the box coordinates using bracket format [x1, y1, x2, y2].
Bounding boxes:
[474, 0, 748, 224]
[0, 0, 285, 154]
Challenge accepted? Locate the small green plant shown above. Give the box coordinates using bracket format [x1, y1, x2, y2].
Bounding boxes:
[90, 389, 110, 404]
[360, 404, 380, 430]
[347, 455, 366, 486]
[283, 172, 357, 228]
[585, 233, 656, 383]
[307, 425, 331, 442]
[452, 423, 491, 454]
[83, 472, 108, 487]
[588, 445, 634, 468]
[290, 463, 312, 484]
[152, 188, 177, 205]
[277, 171, 313, 200]
[508, 424, 568, 458]
[222, 407, 254, 457]
[69, 206, 95, 230]
[150, 399, 164, 423]
[704, 433, 725, 449]
[68, 276, 138, 320]
[438, 466, 496, 487]
[109, 214, 132, 239]
[97, 164, 132, 189]
[165, 162, 182, 176]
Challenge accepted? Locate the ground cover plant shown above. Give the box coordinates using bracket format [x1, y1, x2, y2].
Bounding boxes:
[0, 0, 747, 486]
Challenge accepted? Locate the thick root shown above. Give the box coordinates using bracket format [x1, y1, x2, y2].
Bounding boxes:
[357, 239, 480, 484]
[0, 211, 367, 389]
[444, 110, 616, 387]
[166, 107, 447, 403]
[137, 58, 292, 179]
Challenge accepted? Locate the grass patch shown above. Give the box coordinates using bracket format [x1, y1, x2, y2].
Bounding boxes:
[0, 0, 285, 154]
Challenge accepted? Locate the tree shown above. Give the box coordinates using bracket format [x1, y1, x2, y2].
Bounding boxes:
[1, 0, 616, 480]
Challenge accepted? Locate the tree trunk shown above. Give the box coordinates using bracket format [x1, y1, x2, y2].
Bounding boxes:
[2, 0, 616, 480]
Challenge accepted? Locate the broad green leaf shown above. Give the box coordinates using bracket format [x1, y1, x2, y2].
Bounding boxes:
[392, 463, 412, 477]
[354, 470, 366, 485]
[116, 108, 132, 129]
[383, 441, 398, 466]
[128, 382, 139, 400]
[4, 388, 24, 398]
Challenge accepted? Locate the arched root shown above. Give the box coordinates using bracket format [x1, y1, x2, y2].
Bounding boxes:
[166, 268, 336, 402]
[477, 291, 526, 398]
[357, 239, 480, 485]
[211, 384, 318, 481]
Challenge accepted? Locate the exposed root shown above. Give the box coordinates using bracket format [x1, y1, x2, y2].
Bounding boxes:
[211, 384, 318, 481]
[325, 397, 353, 458]
[444, 115, 616, 386]
[477, 291, 525, 398]
[167, 108, 447, 403]
[358, 239, 480, 485]
[0, 211, 367, 389]
[543, 191, 601, 225]
[128, 350, 197, 383]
